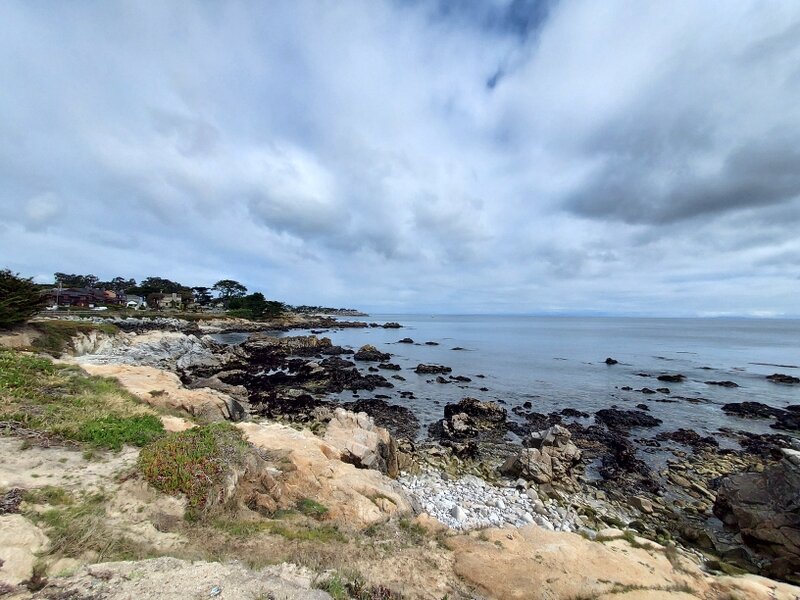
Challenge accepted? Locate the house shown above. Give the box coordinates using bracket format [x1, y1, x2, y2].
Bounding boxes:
[125, 295, 145, 309]
[44, 287, 127, 308]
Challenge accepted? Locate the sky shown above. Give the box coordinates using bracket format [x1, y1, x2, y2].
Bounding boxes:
[2, 1, 800, 316]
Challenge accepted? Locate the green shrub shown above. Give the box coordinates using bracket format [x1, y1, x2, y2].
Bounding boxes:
[138, 423, 248, 515]
[30, 319, 119, 355]
[76, 415, 164, 450]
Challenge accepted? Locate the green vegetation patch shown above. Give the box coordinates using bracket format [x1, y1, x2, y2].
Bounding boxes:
[138, 423, 248, 515]
[29, 319, 119, 355]
[296, 497, 329, 519]
[0, 349, 163, 448]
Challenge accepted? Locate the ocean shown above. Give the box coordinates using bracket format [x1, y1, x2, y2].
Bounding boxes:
[291, 315, 800, 447]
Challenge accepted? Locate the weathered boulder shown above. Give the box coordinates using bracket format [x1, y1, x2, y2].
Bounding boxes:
[323, 408, 399, 478]
[713, 448, 800, 582]
[245, 334, 333, 355]
[500, 425, 582, 485]
[353, 344, 391, 362]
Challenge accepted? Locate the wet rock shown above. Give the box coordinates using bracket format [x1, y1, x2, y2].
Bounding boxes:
[773, 410, 800, 433]
[636, 404, 649, 411]
[451, 347, 466, 351]
[604, 357, 618, 365]
[657, 374, 686, 383]
[382, 322, 402, 329]
[415, 364, 452, 375]
[397, 338, 414, 344]
[767, 373, 800, 385]
[377, 363, 401, 371]
[560, 408, 589, 418]
[713, 449, 800, 582]
[640, 388, 656, 394]
[435, 376, 450, 384]
[595, 409, 662, 429]
[342, 399, 419, 441]
[722, 402, 784, 420]
[656, 388, 671, 394]
[656, 429, 719, 449]
[354, 344, 391, 362]
[450, 375, 472, 382]
[429, 397, 507, 442]
[425, 341, 440, 346]
[705, 380, 740, 388]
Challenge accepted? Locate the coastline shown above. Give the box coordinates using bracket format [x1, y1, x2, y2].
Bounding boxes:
[1, 313, 799, 598]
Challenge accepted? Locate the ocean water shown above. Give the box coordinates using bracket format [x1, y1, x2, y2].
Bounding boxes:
[291, 315, 800, 444]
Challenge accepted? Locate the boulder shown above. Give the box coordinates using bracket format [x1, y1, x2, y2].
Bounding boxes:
[353, 344, 391, 362]
[722, 402, 784, 419]
[500, 425, 582, 486]
[604, 357, 618, 365]
[657, 374, 686, 383]
[713, 449, 800, 582]
[323, 408, 399, 478]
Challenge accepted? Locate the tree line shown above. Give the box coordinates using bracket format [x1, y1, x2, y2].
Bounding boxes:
[0, 269, 287, 328]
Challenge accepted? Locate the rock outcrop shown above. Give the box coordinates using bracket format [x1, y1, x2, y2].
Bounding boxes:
[79, 363, 245, 422]
[0, 515, 49, 586]
[238, 422, 412, 527]
[500, 425, 582, 486]
[323, 408, 399, 478]
[353, 344, 391, 361]
[713, 448, 800, 582]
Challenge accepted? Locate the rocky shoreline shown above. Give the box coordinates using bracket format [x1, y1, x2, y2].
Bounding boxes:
[5, 313, 798, 595]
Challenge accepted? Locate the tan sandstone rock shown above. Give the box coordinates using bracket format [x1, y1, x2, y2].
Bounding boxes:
[238, 422, 412, 527]
[447, 525, 800, 600]
[323, 408, 399, 478]
[79, 363, 242, 422]
[0, 515, 49, 585]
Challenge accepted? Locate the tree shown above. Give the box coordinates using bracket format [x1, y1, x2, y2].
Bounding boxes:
[212, 279, 247, 303]
[228, 293, 286, 320]
[98, 277, 136, 293]
[128, 277, 185, 297]
[191, 286, 213, 306]
[0, 269, 47, 329]
[54, 273, 99, 288]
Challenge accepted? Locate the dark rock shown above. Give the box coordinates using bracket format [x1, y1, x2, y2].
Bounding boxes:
[722, 402, 784, 420]
[767, 373, 800, 385]
[560, 408, 589, 418]
[424, 341, 440, 346]
[713, 450, 800, 583]
[620, 386, 633, 391]
[773, 411, 800, 433]
[397, 338, 414, 344]
[657, 374, 686, 383]
[368, 366, 379, 372]
[479, 386, 489, 391]
[382, 322, 402, 328]
[435, 376, 449, 384]
[451, 347, 466, 351]
[450, 375, 471, 382]
[391, 374, 406, 381]
[429, 397, 507, 442]
[656, 428, 719, 449]
[640, 388, 656, 394]
[523, 401, 533, 409]
[377, 363, 401, 371]
[636, 404, 649, 411]
[705, 380, 740, 388]
[595, 409, 662, 429]
[342, 398, 420, 441]
[605, 357, 618, 365]
[656, 387, 671, 394]
[415, 364, 452, 375]
[354, 344, 391, 361]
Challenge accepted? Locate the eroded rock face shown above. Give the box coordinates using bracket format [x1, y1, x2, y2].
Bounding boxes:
[0, 515, 49, 586]
[713, 449, 800, 582]
[500, 425, 582, 486]
[323, 408, 399, 478]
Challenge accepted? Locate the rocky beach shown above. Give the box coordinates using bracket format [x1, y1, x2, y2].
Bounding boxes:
[1, 312, 799, 598]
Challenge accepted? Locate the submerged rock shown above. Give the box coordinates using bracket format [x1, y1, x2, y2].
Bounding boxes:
[657, 374, 686, 383]
[767, 373, 800, 385]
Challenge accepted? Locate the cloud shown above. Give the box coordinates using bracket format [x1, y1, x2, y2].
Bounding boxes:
[0, 0, 799, 315]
